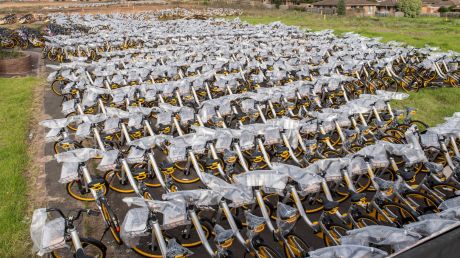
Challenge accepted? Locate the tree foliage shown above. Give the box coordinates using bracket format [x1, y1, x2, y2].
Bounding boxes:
[337, 0, 346, 15]
[397, 0, 422, 17]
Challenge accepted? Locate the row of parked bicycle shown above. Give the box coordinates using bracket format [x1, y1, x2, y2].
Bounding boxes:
[31, 10, 460, 258]
[0, 13, 40, 25]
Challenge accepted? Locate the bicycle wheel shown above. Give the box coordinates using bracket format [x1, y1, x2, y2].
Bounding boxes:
[256, 245, 283, 258]
[355, 215, 379, 228]
[51, 79, 64, 96]
[432, 184, 460, 201]
[323, 225, 348, 247]
[100, 199, 122, 245]
[54, 141, 82, 155]
[52, 237, 106, 258]
[284, 234, 310, 258]
[104, 170, 135, 194]
[67, 179, 107, 202]
[409, 120, 429, 134]
[404, 192, 439, 214]
[378, 203, 417, 226]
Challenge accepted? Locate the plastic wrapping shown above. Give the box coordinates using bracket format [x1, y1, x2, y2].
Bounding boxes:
[354, 143, 389, 168]
[201, 173, 253, 207]
[97, 149, 119, 171]
[275, 202, 297, 236]
[439, 196, 460, 211]
[404, 219, 458, 236]
[308, 245, 387, 258]
[162, 189, 222, 207]
[245, 211, 265, 240]
[272, 163, 322, 195]
[166, 238, 193, 258]
[341, 225, 421, 251]
[214, 224, 234, 246]
[58, 162, 79, 183]
[30, 209, 67, 256]
[306, 158, 349, 182]
[55, 148, 102, 163]
[233, 170, 289, 193]
[75, 122, 91, 140]
[120, 207, 149, 248]
[103, 117, 120, 134]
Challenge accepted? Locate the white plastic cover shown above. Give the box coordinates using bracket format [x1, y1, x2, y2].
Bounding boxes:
[233, 170, 289, 193]
[201, 173, 253, 207]
[341, 225, 421, 251]
[162, 189, 223, 207]
[30, 209, 67, 256]
[120, 207, 149, 248]
[55, 148, 102, 163]
[404, 219, 458, 236]
[308, 245, 387, 258]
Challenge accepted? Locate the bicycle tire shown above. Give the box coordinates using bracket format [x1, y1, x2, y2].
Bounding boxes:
[100, 199, 122, 245]
[51, 237, 107, 258]
[284, 234, 310, 258]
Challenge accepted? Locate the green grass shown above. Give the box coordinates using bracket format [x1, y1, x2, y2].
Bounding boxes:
[0, 77, 42, 257]
[391, 88, 460, 126]
[0, 50, 23, 60]
[236, 9, 460, 52]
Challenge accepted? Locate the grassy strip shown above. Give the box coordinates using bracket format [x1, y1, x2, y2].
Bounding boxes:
[391, 88, 460, 126]
[237, 9, 460, 52]
[0, 77, 42, 257]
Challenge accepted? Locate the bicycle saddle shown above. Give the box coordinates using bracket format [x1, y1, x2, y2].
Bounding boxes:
[323, 200, 339, 211]
[350, 192, 366, 203]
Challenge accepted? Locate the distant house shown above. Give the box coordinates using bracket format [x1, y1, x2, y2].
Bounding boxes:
[312, 0, 397, 16]
[421, 0, 460, 13]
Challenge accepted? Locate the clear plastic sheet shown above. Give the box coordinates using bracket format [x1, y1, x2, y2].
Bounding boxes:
[30, 209, 67, 256]
[439, 196, 460, 210]
[201, 173, 253, 207]
[214, 224, 234, 246]
[75, 122, 91, 140]
[275, 202, 297, 236]
[233, 170, 289, 193]
[97, 149, 119, 171]
[120, 207, 149, 248]
[104, 117, 121, 133]
[166, 238, 194, 258]
[59, 162, 79, 183]
[245, 211, 265, 240]
[162, 189, 223, 207]
[341, 225, 421, 251]
[272, 163, 322, 195]
[354, 143, 389, 168]
[55, 148, 102, 163]
[404, 219, 458, 236]
[308, 245, 387, 258]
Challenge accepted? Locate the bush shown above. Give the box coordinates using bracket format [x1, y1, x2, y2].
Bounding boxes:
[397, 0, 422, 17]
[337, 0, 346, 15]
[273, 0, 283, 9]
[439, 6, 449, 12]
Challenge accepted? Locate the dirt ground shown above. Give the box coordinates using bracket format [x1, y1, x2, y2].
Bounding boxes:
[0, 1, 201, 15]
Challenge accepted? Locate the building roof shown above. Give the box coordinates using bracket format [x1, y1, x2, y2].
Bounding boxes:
[312, 0, 459, 7]
[422, 0, 460, 7]
[313, 0, 379, 6]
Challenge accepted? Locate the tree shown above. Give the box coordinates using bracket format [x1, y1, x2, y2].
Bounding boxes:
[337, 0, 346, 16]
[397, 0, 422, 17]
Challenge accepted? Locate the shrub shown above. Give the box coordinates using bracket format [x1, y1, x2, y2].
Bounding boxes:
[397, 0, 422, 17]
[337, 0, 346, 15]
[273, 0, 283, 9]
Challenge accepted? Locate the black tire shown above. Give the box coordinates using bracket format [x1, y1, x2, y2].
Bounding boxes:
[51, 237, 107, 258]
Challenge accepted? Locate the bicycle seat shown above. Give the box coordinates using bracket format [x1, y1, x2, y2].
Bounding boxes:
[357, 124, 370, 132]
[88, 178, 105, 189]
[375, 121, 387, 127]
[351, 192, 366, 202]
[400, 168, 415, 181]
[381, 113, 392, 121]
[343, 129, 357, 137]
[132, 167, 147, 177]
[323, 200, 339, 211]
